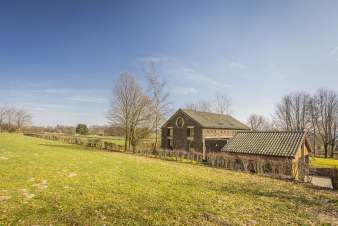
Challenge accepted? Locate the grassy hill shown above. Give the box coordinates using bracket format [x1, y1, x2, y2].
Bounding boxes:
[0, 134, 337, 225]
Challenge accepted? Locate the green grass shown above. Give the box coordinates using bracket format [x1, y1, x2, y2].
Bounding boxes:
[44, 133, 154, 146]
[310, 157, 338, 168]
[0, 134, 337, 225]
[83, 135, 156, 146]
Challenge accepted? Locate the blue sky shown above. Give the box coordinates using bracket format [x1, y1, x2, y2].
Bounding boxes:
[0, 0, 338, 126]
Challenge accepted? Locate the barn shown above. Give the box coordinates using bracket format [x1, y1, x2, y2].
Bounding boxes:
[161, 109, 250, 159]
[221, 131, 312, 179]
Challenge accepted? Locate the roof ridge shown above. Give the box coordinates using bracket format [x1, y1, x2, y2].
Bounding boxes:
[182, 109, 231, 117]
[179, 108, 249, 130]
[237, 130, 305, 133]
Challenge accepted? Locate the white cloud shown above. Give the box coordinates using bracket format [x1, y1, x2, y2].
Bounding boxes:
[136, 56, 163, 64]
[184, 70, 233, 89]
[172, 87, 198, 95]
[146, 56, 233, 89]
[328, 46, 338, 56]
[31, 88, 108, 95]
[19, 103, 77, 111]
[68, 97, 107, 104]
[228, 61, 247, 70]
[32, 89, 75, 94]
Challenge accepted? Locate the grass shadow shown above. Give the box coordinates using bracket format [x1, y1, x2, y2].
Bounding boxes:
[216, 183, 336, 207]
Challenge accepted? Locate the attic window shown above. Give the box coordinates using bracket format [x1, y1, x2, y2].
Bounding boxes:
[176, 117, 184, 128]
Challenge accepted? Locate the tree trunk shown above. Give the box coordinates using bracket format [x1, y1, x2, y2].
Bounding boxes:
[331, 139, 336, 158]
[313, 128, 316, 157]
[154, 116, 158, 151]
[324, 144, 328, 158]
[124, 123, 128, 152]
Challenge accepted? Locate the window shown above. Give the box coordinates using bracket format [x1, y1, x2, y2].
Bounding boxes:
[176, 117, 184, 128]
[190, 140, 194, 149]
[247, 161, 256, 173]
[187, 139, 194, 151]
[167, 127, 173, 137]
[263, 162, 273, 173]
[234, 159, 244, 171]
[168, 139, 173, 150]
[187, 127, 194, 137]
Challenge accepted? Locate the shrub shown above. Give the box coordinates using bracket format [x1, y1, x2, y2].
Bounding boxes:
[76, 124, 89, 135]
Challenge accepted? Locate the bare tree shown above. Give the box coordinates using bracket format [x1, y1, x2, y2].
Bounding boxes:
[273, 92, 311, 131]
[0, 106, 32, 132]
[247, 114, 270, 131]
[14, 109, 32, 132]
[309, 88, 338, 158]
[129, 94, 153, 151]
[309, 98, 319, 156]
[108, 73, 135, 151]
[185, 93, 233, 115]
[5, 107, 16, 132]
[213, 93, 233, 115]
[146, 63, 171, 151]
[0, 106, 6, 133]
[185, 100, 212, 112]
[108, 73, 153, 152]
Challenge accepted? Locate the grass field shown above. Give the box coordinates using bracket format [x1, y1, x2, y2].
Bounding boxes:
[42, 133, 155, 147]
[42, 133, 127, 146]
[0, 134, 337, 225]
[310, 157, 338, 168]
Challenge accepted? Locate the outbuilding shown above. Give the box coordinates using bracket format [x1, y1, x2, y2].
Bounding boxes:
[221, 131, 312, 179]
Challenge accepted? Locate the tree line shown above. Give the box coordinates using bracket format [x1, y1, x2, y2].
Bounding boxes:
[27, 124, 125, 137]
[0, 106, 32, 133]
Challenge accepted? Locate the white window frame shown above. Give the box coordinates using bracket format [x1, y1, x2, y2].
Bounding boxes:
[167, 127, 173, 137]
[187, 126, 194, 138]
[176, 117, 185, 128]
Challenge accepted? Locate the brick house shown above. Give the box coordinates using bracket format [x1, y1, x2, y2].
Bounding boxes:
[161, 109, 249, 158]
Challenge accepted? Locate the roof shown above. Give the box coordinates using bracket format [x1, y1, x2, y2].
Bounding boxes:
[181, 109, 249, 130]
[222, 131, 311, 157]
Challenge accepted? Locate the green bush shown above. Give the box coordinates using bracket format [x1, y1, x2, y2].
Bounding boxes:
[76, 124, 89, 135]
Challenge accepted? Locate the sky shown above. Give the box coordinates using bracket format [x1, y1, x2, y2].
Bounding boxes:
[0, 0, 338, 126]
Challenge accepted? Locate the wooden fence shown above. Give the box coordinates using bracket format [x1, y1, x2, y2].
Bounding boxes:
[24, 133, 203, 163]
[25, 133, 124, 151]
[24, 133, 310, 181]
